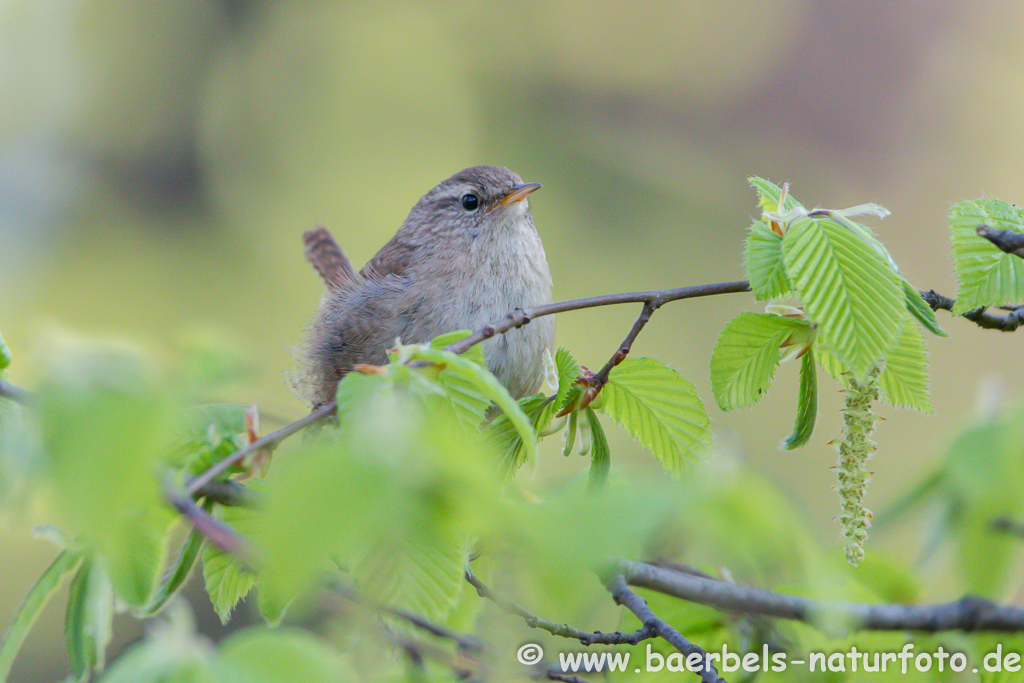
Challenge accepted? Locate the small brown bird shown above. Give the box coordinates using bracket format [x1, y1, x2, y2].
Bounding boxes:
[302, 165, 555, 409]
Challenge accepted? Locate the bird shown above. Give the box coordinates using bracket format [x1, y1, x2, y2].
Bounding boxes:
[301, 165, 555, 409]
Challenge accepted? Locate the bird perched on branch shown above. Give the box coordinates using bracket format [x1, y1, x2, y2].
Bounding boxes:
[301, 165, 555, 409]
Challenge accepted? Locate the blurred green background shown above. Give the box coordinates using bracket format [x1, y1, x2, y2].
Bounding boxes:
[3, 0, 1024, 680]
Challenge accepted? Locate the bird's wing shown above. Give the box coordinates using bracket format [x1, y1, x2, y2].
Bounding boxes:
[361, 231, 419, 279]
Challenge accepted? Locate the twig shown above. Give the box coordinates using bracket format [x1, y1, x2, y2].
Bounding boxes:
[184, 401, 336, 497]
[445, 281, 752, 356]
[545, 671, 593, 683]
[163, 479, 254, 561]
[0, 379, 34, 405]
[465, 564, 655, 646]
[605, 575, 724, 683]
[921, 290, 1022, 332]
[618, 559, 1024, 632]
[977, 224, 1024, 258]
[187, 478, 260, 508]
[992, 516, 1024, 539]
[591, 299, 659, 386]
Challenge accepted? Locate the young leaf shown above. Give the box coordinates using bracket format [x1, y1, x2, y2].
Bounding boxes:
[878, 317, 933, 413]
[406, 344, 536, 465]
[554, 347, 582, 412]
[748, 177, 804, 214]
[710, 312, 808, 411]
[901, 279, 946, 337]
[949, 199, 1024, 314]
[487, 394, 551, 478]
[598, 358, 711, 476]
[562, 409, 578, 456]
[782, 214, 903, 379]
[0, 330, 10, 370]
[65, 555, 114, 680]
[0, 549, 84, 681]
[745, 220, 793, 300]
[137, 518, 207, 616]
[781, 349, 817, 450]
[202, 506, 258, 624]
[585, 408, 610, 493]
[430, 329, 487, 366]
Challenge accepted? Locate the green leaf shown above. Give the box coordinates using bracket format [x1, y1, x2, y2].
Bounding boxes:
[599, 358, 711, 476]
[430, 329, 487, 366]
[405, 344, 537, 465]
[167, 404, 250, 477]
[203, 506, 258, 624]
[351, 534, 468, 623]
[782, 214, 903, 379]
[137, 518, 207, 616]
[710, 312, 809, 411]
[878, 317, 933, 413]
[38, 343, 176, 607]
[554, 347, 582, 412]
[65, 555, 114, 680]
[781, 349, 817, 450]
[487, 394, 554, 478]
[219, 627, 356, 683]
[950, 199, 1024, 314]
[0, 331, 10, 370]
[745, 220, 793, 300]
[902, 279, 946, 336]
[585, 409, 610, 492]
[748, 176, 804, 214]
[0, 549, 85, 682]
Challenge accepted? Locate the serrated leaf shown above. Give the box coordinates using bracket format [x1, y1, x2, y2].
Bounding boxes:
[782, 214, 903, 379]
[219, 627, 356, 683]
[878, 317, 933, 413]
[137, 519, 207, 617]
[203, 506, 258, 624]
[901, 279, 946, 336]
[745, 221, 793, 300]
[0, 331, 10, 370]
[350, 534, 468, 623]
[407, 345, 536, 465]
[554, 347, 582, 412]
[781, 349, 817, 450]
[65, 555, 114, 680]
[599, 358, 711, 476]
[430, 329, 487, 366]
[950, 199, 1024, 313]
[748, 177, 804, 214]
[0, 549, 85, 681]
[710, 312, 809, 411]
[585, 409, 610, 493]
[488, 394, 553, 479]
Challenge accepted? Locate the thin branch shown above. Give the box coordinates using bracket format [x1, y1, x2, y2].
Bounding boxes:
[163, 478, 254, 561]
[992, 516, 1024, 539]
[187, 478, 261, 507]
[545, 671, 593, 683]
[465, 563, 655, 646]
[0, 379, 34, 405]
[921, 290, 1022, 332]
[592, 299, 659, 386]
[184, 401, 336, 497]
[605, 575, 724, 683]
[445, 281, 752, 356]
[977, 224, 1024, 258]
[618, 559, 1024, 632]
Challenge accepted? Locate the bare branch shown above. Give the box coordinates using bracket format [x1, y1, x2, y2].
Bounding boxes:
[618, 559, 1024, 632]
[445, 281, 752, 356]
[922, 290, 1022, 332]
[977, 224, 1024, 258]
[0, 379, 34, 405]
[465, 563, 655, 647]
[163, 479, 255, 561]
[187, 478, 260, 508]
[605, 574, 724, 683]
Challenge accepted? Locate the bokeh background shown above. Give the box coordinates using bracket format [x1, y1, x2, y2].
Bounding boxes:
[3, 0, 1023, 679]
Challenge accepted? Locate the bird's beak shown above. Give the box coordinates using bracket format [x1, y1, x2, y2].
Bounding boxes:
[492, 182, 542, 209]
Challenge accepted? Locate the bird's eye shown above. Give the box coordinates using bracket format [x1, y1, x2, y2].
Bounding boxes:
[460, 193, 480, 211]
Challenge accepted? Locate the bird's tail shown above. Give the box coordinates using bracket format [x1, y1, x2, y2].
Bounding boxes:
[303, 225, 358, 290]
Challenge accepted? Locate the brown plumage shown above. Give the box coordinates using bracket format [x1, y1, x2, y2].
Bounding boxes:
[301, 166, 555, 409]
